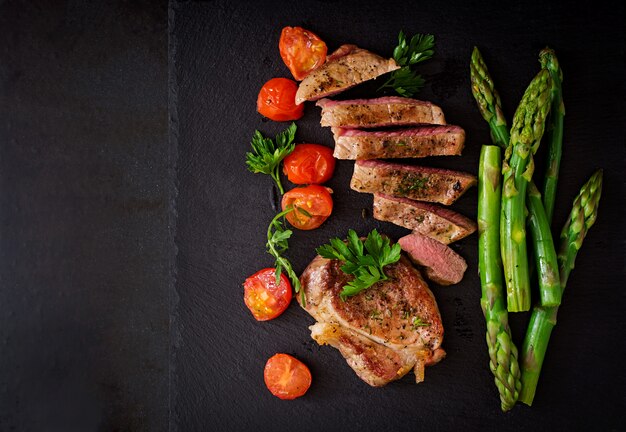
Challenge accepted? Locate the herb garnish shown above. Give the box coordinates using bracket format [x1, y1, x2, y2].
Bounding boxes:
[316, 229, 401, 300]
[396, 175, 429, 195]
[266, 205, 309, 304]
[246, 123, 296, 194]
[411, 317, 430, 329]
[379, 31, 435, 98]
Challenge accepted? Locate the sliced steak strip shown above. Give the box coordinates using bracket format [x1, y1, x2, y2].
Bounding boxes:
[331, 125, 465, 160]
[373, 194, 477, 244]
[398, 233, 468, 286]
[295, 45, 399, 104]
[350, 159, 477, 205]
[317, 96, 446, 128]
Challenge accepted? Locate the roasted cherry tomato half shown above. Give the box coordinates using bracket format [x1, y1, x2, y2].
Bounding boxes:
[279, 26, 327, 81]
[243, 268, 292, 321]
[257, 78, 304, 122]
[283, 144, 336, 185]
[281, 185, 333, 230]
[264, 353, 312, 400]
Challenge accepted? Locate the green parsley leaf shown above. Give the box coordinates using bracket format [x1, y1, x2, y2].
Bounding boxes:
[393, 32, 435, 66]
[245, 123, 296, 194]
[316, 229, 402, 300]
[379, 66, 426, 98]
[266, 206, 304, 304]
[379, 31, 435, 98]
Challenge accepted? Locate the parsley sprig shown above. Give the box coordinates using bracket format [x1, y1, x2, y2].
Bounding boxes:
[316, 229, 401, 300]
[379, 67, 426, 97]
[246, 123, 296, 194]
[379, 31, 435, 98]
[393, 32, 435, 66]
[267, 205, 309, 304]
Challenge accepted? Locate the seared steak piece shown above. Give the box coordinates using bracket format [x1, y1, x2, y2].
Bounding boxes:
[373, 194, 477, 244]
[331, 125, 465, 160]
[299, 254, 445, 387]
[317, 96, 446, 128]
[351, 160, 477, 205]
[398, 233, 468, 285]
[295, 45, 399, 104]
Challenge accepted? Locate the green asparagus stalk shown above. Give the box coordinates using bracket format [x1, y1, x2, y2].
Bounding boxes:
[526, 182, 561, 306]
[472, 47, 563, 309]
[471, 47, 509, 149]
[520, 170, 603, 405]
[539, 48, 564, 224]
[501, 68, 552, 312]
[478, 146, 522, 411]
[471, 51, 521, 410]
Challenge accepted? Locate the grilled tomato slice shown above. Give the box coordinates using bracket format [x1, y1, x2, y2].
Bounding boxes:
[279, 26, 327, 81]
[264, 353, 312, 400]
[283, 144, 336, 185]
[257, 78, 304, 121]
[281, 185, 333, 230]
[243, 268, 292, 321]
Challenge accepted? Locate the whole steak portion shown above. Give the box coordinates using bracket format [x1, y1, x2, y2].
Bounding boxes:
[299, 254, 445, 386]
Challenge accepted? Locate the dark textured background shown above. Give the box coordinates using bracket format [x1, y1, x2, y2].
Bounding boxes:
[0, 1, 171, 431]
[172, 1, 625, 431]
[1, 1, 625, 431]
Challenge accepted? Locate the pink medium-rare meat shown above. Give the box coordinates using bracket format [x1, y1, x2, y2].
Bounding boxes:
[350, 160, 477, 205]
[398, 233, 468, 286]
[331, 125, 465, 160]
[299, 254, 445, 387]
[373, 194, 477, 244]
[295, 45, 399, 104]
[317, 96, 446, 128]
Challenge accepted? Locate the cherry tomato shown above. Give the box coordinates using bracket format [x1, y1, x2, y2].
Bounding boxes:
[281, 185, 333, 230]
[264, 353, 312, 400]
[279, 26, 327, 81]
[243, 268, 292, 321]
[283, 144, 336, 185]
[257, 78, 304, 122]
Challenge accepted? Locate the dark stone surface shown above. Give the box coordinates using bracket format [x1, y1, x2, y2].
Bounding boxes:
[172, 1, 625, 431]
[2, 0, 625, 430]
[0, 1, 171, 431]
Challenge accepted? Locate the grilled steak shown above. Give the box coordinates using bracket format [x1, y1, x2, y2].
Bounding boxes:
[398, 233, 468, 285]
[331, 125, 465, 160]
[351, 160, 477, 205]
[299, 254, 445, 387]
[295, 45, 399, 104]
[317, 96, 446, 128]
[373, 194, 477, 244]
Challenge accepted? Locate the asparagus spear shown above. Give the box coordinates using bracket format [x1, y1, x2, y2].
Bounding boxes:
[527, 182, 561, 306]
[478, 146, 522, 411]
[501, 68, 552, 312]
[473, 47, 562, 308]
[471, 47, 509, 149]
[520, 170, 603, 405]
[539, 48, 564, 224]
[471, 48, 522, 410]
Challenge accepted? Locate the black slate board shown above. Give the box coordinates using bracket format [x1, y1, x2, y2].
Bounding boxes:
[172, 1, 626, 431]
[2, 1, 625, 431]
[0, 2, 171, 430]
